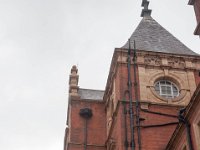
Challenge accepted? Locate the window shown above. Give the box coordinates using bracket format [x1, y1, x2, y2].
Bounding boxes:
[154, 80, 179, 99]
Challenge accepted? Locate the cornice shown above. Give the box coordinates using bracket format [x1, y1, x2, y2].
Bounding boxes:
[116, 50, 200, 70]
[71, 98, 105, 103]
[67, 142, 105, 147]
[116, 48, 200, 58]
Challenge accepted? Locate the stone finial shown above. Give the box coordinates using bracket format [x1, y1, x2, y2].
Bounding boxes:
[69, 65, 79, 97]
[141, 0, 152, 17]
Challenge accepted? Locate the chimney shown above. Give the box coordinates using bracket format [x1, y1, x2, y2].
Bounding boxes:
[69, 65, 79, 97]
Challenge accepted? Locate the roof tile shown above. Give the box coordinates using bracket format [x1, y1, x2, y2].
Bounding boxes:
[78, 88, 104, 101]
[122, 16, 198, 56]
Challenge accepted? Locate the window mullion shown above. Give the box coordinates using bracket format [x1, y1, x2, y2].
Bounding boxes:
[171, 83, 174, 98]
[159, 82, 161, 95]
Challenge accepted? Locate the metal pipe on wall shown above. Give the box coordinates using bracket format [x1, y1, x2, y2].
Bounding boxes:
[127, 39, 135, 150]
[133, 40, 142, 150]
[79, 108, 93, 150]
[179, 108, 193, 150]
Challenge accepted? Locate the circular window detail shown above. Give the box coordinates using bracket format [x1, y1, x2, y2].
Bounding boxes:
[154, 80, 179, 99]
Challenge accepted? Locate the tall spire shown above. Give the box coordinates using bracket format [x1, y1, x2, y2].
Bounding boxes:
[141, 0, 152, 17]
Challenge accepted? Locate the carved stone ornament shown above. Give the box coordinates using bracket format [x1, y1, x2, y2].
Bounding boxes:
[144, 56, 161, 66]
[107, 138, 116, 150]
[168, 57, 185, 68]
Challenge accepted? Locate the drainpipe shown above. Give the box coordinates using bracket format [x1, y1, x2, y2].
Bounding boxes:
[178, 108, 193, 150]
[133, 40, 142, 150]
[122, 98, 128, 150]
[79, 108, 93, 150]
[127, 39, 135, 150]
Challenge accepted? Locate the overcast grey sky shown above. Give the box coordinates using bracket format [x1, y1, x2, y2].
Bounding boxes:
[0, 0, 199, 150]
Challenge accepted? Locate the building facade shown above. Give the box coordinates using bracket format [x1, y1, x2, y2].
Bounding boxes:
[189, 0, 200, 35]
[64, 1, 200, 150]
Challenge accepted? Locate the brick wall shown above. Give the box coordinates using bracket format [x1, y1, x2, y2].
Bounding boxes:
[194, 70, 200, 86]
[67, 100, 106, 150]
[106, 51, 182, 149]
[115, 63, 140, 103]
[108, 101, 180, 150]
[194, 0, 200, 23]
[189, 0, 200, 35]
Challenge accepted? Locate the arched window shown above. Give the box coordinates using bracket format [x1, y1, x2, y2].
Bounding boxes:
[154, 80, 179, 99]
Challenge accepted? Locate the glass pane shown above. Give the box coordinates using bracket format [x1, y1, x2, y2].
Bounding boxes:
[155, 83, 159, 92]
[161, 86, 167, 94]
[173, 91, 178, 96]
[172, 86, 177, 91]
[160, 81, 165, 84]
[166, 87, 171, 93]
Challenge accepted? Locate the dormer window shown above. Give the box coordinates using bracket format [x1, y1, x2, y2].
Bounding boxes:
[154, 80, 179, 99]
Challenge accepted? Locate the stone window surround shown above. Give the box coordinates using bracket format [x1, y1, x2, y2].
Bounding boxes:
[148, 72, 187, 103]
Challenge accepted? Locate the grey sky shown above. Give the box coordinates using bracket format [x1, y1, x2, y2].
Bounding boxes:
[0, 0, 199, 150]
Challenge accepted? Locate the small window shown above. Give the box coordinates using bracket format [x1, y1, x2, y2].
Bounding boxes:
[154, 80, 179, 99]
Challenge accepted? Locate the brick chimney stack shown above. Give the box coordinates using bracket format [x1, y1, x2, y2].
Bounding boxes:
[69, 65, 79, 97]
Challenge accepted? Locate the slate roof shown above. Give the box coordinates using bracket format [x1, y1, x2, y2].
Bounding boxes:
[122, 16, 198, 56]
[78, 88, 104, 101]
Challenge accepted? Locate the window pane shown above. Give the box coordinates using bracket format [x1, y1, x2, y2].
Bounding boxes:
[166, 87, 171, 95]
[172, 86, 178, 91]
[160, 81, 165, 84]
[161, 86, 167, 94]
[173, 91, 178, 96]
[155, 83, 159, 92]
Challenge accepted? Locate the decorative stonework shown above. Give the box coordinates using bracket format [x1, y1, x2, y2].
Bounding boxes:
[106, 96, 114, 135]
[144, 56, 161, 66]
[150, 86, 187, 103]
[168, 57, 185, 68]
[140, 103, 149, 110]
[107, 138, 116, 150]
[148, 71, 188, 103]
[115, 50, 198, 105]
[69, 65, 79, 97]
[107, 117, 113, 136]
[138, 63, 196, 105]
[192, 59, 200, 70]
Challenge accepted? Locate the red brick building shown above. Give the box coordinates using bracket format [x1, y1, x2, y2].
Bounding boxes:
[64, 1, 200, 150]
[189, 0, 200, 35]
[166, 84, 200, 150]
